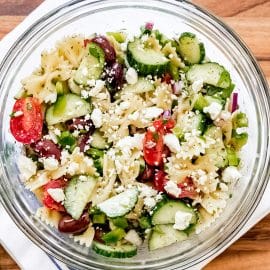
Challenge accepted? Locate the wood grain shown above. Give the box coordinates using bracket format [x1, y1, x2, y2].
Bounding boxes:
[0, 0, 270, 269]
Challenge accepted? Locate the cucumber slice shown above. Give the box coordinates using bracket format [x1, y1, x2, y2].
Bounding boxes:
[102, 228, 126, 244]
[151, 200, 197, 225]
[186, 63, 231, 89]
[74, 53, 104, 85]
[230, 130, 248, 151]
[90, 131, 107, 149]
[178, 32, 205, 65]
[204, 126, 228, 168]
[127, 38, 169, 76]
[177, 112, 206, 135]
[64, 175, 97, 220]
[123, 78, 155, 94]
[92, 241, 137, 258]
[68, 78, 81, 95]
[55, 81, 69, 95]
[149, 225, 188, 251]
[97, 188, 138, 218]
[45, 94, 91, 126]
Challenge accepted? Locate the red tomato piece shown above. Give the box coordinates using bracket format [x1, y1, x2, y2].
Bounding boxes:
[153, 118, 175, 134]
[43, 179, 67, 212]
[84, 39, 91, 47]
[162, 73, 172, 84]
[153, 170, 168, 192]
[10, 97, 43, 144]
[178, 177, 198, 199]
[143, 130, 164, 166]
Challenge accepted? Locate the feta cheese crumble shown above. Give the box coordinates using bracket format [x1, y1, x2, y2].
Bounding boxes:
[126, 67, 138, 85]
[18, 155, 37, 182]
[164, 133, 181, 153]
[222, 166, 242, 183]
[191, 79, 204, 93]
[47, 188, 65, 203]
[42, 157, 59, 171]
[13, 111, 23, 117]
[164, 181, 182, 197]
[141, 107, 163, 119]
[173, 211, 193, 230]
[203, 102, 222, 120]
[91, 108, 102, 128]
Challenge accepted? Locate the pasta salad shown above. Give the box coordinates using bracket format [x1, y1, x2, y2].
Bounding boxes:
[9, 23, 248, 258]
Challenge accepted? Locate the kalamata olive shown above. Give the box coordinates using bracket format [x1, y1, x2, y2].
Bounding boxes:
[66, 117, 95, 134]
[58, 212, 90, 234]
[138, 164, 155, 182]
[78, 133, 91, 152]
[105, 62, 124, 90]
[94, 227, 105, 243]
[91, 35, 116, 63]
[33, 139, 61, 160]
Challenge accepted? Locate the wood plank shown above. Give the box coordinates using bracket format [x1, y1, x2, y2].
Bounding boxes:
[258, 61, 270, 86]
[0, 16, 25, 40]
[0, 0, 43, 16]
[0, 245, 18, 270]
[194, 0, 269, 17]
[223, 18, 270, 60]
[233, 1, 270, 17]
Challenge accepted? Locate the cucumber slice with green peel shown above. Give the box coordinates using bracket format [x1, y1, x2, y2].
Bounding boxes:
[127, 38, 169, 76]
[122, 78, 155, 94]
[149, 225, 188, 251]
[226, 147, 240, 166]
[64, 175, 97, 220]
[186, 63, 232, 89]
[203, 126, 228, 168]
[90, 131, 107, 149]
[74, 54, 104, 85]
[92, 241, 137, 258]
[232, 112, 248, 129]
[45, 94, 91, 125]
[151, 200, 197, 225]
[193, 93, 224, 112]
[178, 32, 205, 65]
[97, 188, 138, 218]
[230, 130, 248, 151]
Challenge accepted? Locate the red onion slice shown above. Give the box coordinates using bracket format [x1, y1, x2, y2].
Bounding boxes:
[172, 81, 183, 95]
[163, 110, 171, 120]
[231, 92, 238, 113]
[145, 22, 154, 31]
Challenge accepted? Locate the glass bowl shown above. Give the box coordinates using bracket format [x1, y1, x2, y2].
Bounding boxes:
[0, 0, 270, 269]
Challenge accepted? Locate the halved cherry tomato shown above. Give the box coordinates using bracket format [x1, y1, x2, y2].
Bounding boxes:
[153, 118, 175, 134]
[153, 169, 168, 192]
[10, 97, 43, 144]
[43, 179, 67, 212]
[143, 130, 164, 166]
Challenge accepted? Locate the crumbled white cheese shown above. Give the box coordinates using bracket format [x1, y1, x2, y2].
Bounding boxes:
[141, 107, 163, 119]
[126, 67, 138, 85]
[164, 181, 182, 197]
[67, 162, 79, 175]
[47, 188, 65, 203]
[44, 92, 57, 103]
[42, 157, 59, 171]
[18, 155, 37, 182]
[173, 211, 193, 230]
[119, 101, 130, 110]
[219, 182, 229, 192]
[191, 79, 204, 93]
[222, 166, 242, 183]
[164, 133, 181, 153]
[124, 230, 142, 246]
[128, 111, 139, 121]
[116, 134, 145, 151]
[91, 108, 102, 128]
[13, 111, 23, 117]
[220, 111, 231, 121]
[203, 102, 222, 120]
[236, 127, 247, 134]
[201, 194, 227, 215]
[144, 197, 156, 209]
